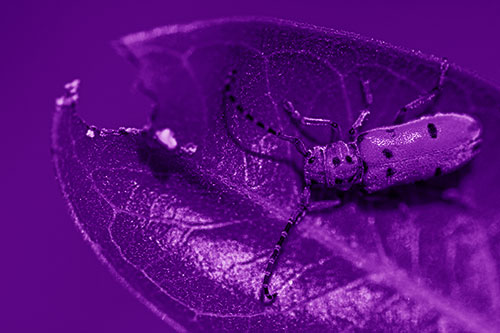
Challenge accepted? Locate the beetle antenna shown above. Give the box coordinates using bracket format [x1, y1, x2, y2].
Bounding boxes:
[224, 70, 310, 158]
[261, 184, 312, 304]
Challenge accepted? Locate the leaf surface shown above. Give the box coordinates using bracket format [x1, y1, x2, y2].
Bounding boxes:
[53, 17, 500, 332]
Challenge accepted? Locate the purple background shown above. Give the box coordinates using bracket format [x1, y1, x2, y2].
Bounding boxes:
[3, 1, 499, 332]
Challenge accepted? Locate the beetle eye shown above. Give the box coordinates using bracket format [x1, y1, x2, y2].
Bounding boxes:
[308, 157, 315, 164]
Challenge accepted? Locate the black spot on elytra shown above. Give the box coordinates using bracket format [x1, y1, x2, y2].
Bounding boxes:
[267, 128, 276, 135]
[308, 157, 316, 164]
[386, 168, 395, 177]
[332, 157, 341, 167]
[427, 123, 438, 138]
[236, 105, 244, 112]
[256, 121, 265, 129]
[434, 167, 442, 176]
[362, 161, 368, 173]
[382, 148, 393, 159]
[229, 95, 236, 103]
[345, 155, 353, 163]
[245, 114, 254, 121]
[335, 178, 343, 185]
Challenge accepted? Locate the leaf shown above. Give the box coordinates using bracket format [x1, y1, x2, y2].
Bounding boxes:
[53, 18, 500, 332]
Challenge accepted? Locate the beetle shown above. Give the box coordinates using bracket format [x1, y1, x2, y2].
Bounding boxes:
[222, 59, 482, 304]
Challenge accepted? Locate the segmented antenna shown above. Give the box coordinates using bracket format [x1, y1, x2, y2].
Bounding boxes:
[224, 70, 310, 157]
[261, 199, 308, 303]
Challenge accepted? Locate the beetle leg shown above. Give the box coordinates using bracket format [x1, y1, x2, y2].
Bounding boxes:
[393, 58, 450, 123]
[349, 109, 371, 137]
[308, 198, 341, 211]
[283, 100, 340, 140]
[274, 132, 310, 157]
[349, 79, 373, 137]
[441, 188, 477, 209]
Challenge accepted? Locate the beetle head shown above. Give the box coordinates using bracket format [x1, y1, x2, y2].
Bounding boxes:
[304, 142, 362, 190]
[324, 142, 362, 190]
[304, 146, 327, 185]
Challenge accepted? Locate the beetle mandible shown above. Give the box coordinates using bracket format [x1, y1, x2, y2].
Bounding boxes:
[223, 59, 482, 304]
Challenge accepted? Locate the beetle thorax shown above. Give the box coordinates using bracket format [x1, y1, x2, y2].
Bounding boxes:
[304, 142, 362, 190]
